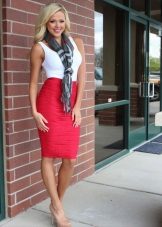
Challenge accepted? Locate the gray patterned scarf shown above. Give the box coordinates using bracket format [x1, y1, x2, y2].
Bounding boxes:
[44, 32, 74, 113]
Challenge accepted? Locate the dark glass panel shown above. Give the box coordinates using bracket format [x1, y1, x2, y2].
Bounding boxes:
[95, 2, 125, 103]
[151, 0, 162, 22]
[114, 0, 129, 6]
[95, 107, 124, 163]
[130, 20, 146, 140]
[95, 1, 126, 163]
[131, 0, 146, 14]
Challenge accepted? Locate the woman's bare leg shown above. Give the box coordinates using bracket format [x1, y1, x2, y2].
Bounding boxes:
[41, 157, 71, 226]
[41, 157, 62, 209]
[57, 158, 76, 201]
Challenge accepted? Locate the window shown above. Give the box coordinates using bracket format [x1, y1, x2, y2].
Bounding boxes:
[95, 1, 126, 163]
[151, 0, 162, 22]
[95, 3, 125, 101]
[131, 0, 146, 14]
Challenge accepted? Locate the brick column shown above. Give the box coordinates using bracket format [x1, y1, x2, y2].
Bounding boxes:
[2, 0, 95, 217]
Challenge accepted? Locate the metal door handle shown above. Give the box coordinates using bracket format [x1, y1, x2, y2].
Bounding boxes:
[139, 82, 145, 97]
[139, 82, 154, 97]
[139, 82, 142, 97]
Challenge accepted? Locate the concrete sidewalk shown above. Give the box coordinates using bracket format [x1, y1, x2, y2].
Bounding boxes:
[1, 152, 162, 227]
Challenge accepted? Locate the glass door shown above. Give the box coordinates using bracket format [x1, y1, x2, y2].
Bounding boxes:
[129, 18, 147, 148]
[148, 26, 161, 138]
[95, 1, 129, 165]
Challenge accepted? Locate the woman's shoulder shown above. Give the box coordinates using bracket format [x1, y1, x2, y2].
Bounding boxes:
[30, 42, 44, 58]
[31, 42, 43, 51]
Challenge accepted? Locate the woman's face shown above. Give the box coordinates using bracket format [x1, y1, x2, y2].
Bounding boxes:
[47, 11, 66, 39]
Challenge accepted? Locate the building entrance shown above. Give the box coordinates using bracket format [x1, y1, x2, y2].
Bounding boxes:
[95, 0, 162, 167]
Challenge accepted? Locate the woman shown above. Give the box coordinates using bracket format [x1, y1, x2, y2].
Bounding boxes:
[29, 3, 85, 227]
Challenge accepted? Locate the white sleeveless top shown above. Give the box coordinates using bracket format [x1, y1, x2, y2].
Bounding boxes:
[38, 36, 82, 81]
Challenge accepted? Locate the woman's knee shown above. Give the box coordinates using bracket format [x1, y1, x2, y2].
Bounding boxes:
[62, 159, 76, 169]
[41, 157, 54, 165]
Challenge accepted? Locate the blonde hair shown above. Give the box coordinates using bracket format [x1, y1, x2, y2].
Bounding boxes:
[34, 3, 71, 43]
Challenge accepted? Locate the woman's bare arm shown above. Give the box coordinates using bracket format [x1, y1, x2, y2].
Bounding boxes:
[29, 44, 49, 132]
[72, 38, 86, 127]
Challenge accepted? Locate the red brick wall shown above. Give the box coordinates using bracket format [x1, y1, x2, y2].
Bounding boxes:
[2, 0, 95, 217]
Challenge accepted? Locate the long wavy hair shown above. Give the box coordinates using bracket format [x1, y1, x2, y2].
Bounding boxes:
[34, 3, 71, 43]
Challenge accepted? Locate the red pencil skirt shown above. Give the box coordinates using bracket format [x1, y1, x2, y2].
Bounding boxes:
[36, 78, 80, 159]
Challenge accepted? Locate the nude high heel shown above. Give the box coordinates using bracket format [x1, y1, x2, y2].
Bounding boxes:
[50, 210, 56, 225]
[49, 203, 72, 227]
[50, 204, 57, 226]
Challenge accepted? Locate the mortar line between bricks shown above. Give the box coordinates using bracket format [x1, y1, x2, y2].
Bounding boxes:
[83, 180, 162, 197]
[31, 207, 97, 226]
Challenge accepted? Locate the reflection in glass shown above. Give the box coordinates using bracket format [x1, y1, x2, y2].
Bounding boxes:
[151, 0, 162, 22]
[95, 1, 126, 163]
[114, 0, 129, 6]
[95, 107, 124, 163]
[95, 2, 125, 103]
[130, 20, 146, 137]
[131, 0, 146, 14]
[149, 27, 161, 128]
[95, 11, 103, 88]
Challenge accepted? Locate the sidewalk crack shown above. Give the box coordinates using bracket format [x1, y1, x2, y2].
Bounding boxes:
[31, 207, 98, 226]
[83, 180, 162, 197]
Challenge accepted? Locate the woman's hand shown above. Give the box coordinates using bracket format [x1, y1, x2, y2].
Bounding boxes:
[33, 112, 49, 132]
[72, 106, 81, 127]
